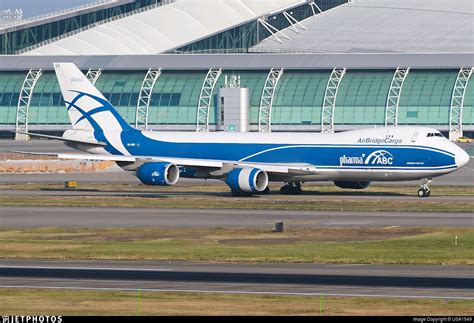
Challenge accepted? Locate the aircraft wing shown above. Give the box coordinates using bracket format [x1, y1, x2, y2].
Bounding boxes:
[13, 151, 317, 175]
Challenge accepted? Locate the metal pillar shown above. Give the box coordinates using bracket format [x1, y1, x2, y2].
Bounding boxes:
[385, 67, 410, 127]
[135, 68, 162, 131]
[196, 68, 222, 132]
[309, 1, 323, 16]
[15, 68, 43, 140]
[257, 18, 291, 45]
[449, 67, 473, 141]
[282, 11, 307, 34]
[321, 68, 346, 133]
[258, 68, 284, 132]
[85, 68, 102, 85]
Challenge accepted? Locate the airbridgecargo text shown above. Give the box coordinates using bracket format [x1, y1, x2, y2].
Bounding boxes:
[357, 137, 403, 145]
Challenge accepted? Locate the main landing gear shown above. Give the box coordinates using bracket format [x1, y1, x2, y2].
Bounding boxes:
[280, 182, 302, 195]
[417, 178, 432, 198]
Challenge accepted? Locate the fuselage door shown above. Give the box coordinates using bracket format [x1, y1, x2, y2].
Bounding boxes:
[410, 132, 418, 142]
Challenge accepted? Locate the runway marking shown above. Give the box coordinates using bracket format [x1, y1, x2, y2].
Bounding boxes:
[0, 285, 473, 300]
[323, 221, 375, 225]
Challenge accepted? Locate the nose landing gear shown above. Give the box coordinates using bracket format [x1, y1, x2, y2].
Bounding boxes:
[418, 178, 432, 197]
[280, 182, 302, 195]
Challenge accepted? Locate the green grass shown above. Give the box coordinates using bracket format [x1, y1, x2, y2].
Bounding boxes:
[0, 288, 472, 315]
[0, 183, 472, 212]
[1, 183, 473, 195]
[0, 227, 472, 265]
[0, 195, 472, 212]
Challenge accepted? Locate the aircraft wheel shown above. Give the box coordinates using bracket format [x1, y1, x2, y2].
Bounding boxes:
[280, 185, 291, 195]
[280, 184, 302, 195]
[417, 188, 430, 198]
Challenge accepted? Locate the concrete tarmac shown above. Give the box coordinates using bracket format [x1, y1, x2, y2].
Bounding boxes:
[0, 260, 472, 299]
[1, 206, 472, 228]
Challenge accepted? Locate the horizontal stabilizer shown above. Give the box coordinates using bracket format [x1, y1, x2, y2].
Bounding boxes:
[13, 131, 106, 147]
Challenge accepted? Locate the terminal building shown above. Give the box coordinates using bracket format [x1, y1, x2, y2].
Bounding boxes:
[0, 0, 473, 140]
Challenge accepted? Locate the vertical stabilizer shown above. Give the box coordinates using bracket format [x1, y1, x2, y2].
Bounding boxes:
[54, 62, 134, 132]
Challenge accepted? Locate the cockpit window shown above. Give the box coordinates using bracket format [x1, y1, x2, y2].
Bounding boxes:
[427, 132, 443, 137]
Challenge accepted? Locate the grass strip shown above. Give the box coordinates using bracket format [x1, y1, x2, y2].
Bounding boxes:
[0, 288, 472, 316]
[0, 195, 472, 212]
[0, 227, 472, 265]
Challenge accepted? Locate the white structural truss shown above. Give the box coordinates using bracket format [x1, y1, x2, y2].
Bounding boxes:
[282, 11, 307, 34]
[258, 18, 291, 44]
[196, 68, 222, 132]
[258, 68, 284, 132]
[449, 67, 473, 140]
[309, 1, 323, 16]
[15, 68, 43, 140]
[85, 68, 102, 85]
[135, 68, 162, 131]
[385, 67, 410, 127]
[321, 67, 346, 133]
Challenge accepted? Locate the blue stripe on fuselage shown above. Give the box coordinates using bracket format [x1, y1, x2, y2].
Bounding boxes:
[119, 131, 456, 170]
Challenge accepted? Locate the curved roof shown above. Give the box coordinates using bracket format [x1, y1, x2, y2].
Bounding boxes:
[23, 0, 305, 55]
[251, 0, 474, 53]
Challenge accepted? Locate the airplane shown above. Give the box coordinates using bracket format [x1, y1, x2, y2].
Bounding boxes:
[16, 63, 470, 198]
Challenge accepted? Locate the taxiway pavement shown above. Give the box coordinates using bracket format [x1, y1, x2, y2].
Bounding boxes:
[1, 205, 472, 228]
[0, 260, 472, 299]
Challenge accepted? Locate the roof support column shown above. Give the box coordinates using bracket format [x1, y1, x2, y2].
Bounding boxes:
[309, 1, 323, 16]
[321, 67, 346, 133]
[385, 67, 410, 127]
[282, 11, 307, 34]
[15, 68, 43, 140]
[449, 67, 473, 141]
[196, 68, 222, 132]
[258, 68, 284, 132]
[257, 18, 291, 45]
[135, 68, 162, 131]
[85, 68, 102, 85]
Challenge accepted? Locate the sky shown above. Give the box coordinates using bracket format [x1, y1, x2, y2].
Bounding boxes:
[1, 0, 98, 18]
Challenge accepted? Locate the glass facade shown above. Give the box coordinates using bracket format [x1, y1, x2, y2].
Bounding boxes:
[272, 71, 330, 125]
[149, 71, 205, 125]
[1, 69, 472, 130]
[335, 70, 393, 125]
[0, 72, 24, 124]
[1, 0, 160, 54]
[398, 70, 458, 125]
[94, 71, 145, 124]
[28, 72, 65, 125]
[463, 74, 474, 126]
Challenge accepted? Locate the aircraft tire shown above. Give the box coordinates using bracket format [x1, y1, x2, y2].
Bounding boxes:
[280, 184, 302, 195]
[417, 188, 430, 198]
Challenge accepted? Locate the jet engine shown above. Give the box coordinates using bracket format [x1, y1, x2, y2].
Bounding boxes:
[226, 168, 268, 195]
[136, 162, 180, 186]
[334, 181, 371, 189]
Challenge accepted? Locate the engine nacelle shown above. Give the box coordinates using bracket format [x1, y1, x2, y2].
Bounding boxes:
[334, 181, 371, 189]
[226, 168, 268, 194]
[136, 162, 180, 186]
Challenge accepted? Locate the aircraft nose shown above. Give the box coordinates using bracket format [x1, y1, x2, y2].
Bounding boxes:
[456, 149, 470, 168]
